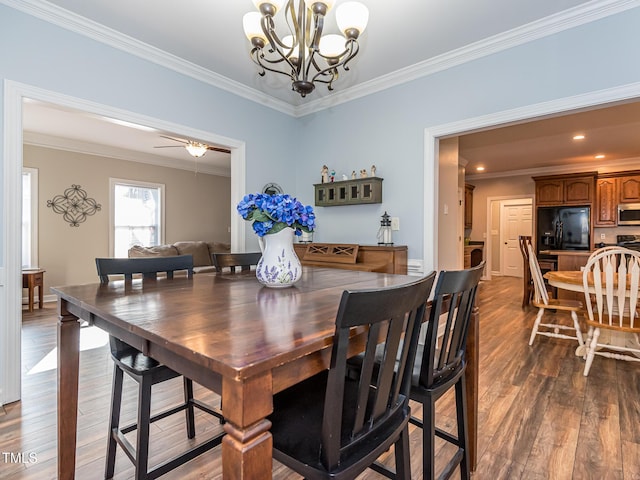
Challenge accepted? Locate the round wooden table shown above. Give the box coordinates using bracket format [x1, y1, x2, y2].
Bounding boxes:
[545, 270, 640, 357]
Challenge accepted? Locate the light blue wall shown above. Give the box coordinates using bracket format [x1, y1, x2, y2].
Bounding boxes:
[0, 5, 298, 262]
[2, 5, 640, 265]
[297, 7, 640, 261]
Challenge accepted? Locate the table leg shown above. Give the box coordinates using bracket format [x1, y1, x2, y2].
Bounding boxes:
[464, 305, 479, 471]
[57, 299, 81, 480]
[28, 280, 34, 313]
[38, 285, 44, 309]
[221, 373, 273, 479]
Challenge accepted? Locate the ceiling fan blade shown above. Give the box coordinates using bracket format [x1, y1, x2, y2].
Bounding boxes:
[153, 145, 183, 148]
[159, 134, 188, 144]
[206, 145, 232, 154]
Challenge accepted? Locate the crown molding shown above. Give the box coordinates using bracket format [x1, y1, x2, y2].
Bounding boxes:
[3, 0, 640, 118]
[0, 0, 296, 117]
[23, 131, 232, 177]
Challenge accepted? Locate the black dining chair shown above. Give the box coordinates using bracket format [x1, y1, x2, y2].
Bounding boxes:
[268, 272, 437, 480]
[410, 262, 484, 480]
[95, 256, 224, 480]
[212, 252, 262, 272]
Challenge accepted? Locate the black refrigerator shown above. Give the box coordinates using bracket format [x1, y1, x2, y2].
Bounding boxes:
[537, 206, 590, 253]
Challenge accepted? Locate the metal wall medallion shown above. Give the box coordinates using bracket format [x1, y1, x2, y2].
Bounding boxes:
[47, 184, 102, 227]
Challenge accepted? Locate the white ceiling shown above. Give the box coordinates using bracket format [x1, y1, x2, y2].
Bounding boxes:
[16, 0, 640, 176]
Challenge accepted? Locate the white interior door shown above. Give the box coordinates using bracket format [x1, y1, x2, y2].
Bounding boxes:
[500, 202, 533, 277]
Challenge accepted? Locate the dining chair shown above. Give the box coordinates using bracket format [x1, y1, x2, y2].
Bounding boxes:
[407, 262, 484, 480]
[95, 256, 224, 480]
[268, 272, 437, 480]
[519, 235, 534, 308]
[582, 247, 640, 376]
[527, 244, 584, 348]
[212, 252, 262, 272]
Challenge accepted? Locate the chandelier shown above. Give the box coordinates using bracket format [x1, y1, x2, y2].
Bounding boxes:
[242, 0, 369, 98]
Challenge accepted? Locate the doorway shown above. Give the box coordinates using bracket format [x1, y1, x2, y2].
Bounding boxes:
[499, 199, 533, 277]
[2, 81, 246, 405]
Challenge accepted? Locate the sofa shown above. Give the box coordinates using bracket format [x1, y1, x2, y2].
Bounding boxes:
[128, 241, 231, 273]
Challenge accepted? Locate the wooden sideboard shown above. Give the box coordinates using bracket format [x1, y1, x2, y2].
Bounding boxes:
[293, 243, 407, 274]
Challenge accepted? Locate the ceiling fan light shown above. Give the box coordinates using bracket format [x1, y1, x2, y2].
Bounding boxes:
[336, 1, 368, 37]
[319, 34, 346, 57]
[243, 12, 269, 47]
[185, 143, 207, 158]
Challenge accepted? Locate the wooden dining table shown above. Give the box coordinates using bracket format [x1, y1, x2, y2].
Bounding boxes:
[52, 267, 479, 479]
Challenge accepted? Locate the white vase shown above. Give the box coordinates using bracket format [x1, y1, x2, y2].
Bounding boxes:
[256, 228, 302, 288]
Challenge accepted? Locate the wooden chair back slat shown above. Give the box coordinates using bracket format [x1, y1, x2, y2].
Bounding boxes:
[212, 252, 262, 273]
[320, 272, 436, 470]
[583, 247, 640, 330]
[95, 255, 194, 284]
[418, 262, 484, 390]
[527, 244, 550, 306]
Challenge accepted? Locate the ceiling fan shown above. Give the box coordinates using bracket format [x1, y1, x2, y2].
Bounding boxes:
[154, 135, 231, 158]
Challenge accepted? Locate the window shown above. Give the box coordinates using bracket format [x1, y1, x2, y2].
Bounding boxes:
[22, 168, 38, 268]
[110, 179, 164, 257]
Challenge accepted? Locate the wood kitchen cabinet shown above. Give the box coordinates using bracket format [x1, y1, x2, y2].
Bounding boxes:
[464, 183, 474, 229]
[595, 177, 617, 226]
[619, 175, 640, 203]
[533, 173, 596, 206]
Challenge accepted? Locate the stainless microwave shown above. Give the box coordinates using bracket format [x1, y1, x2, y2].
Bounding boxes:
[618, 203, 640, 225]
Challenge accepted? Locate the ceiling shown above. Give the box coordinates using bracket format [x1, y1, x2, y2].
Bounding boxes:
[17, 0, 640, 176]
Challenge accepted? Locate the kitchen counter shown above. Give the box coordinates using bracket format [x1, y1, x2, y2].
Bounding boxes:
[539, 250, 593, 256]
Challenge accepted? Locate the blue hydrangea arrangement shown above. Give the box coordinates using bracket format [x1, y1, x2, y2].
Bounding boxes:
[237, 193, 316, 237]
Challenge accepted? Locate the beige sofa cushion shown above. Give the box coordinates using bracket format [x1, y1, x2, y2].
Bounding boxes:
[207, 242, 231, 254]
[128, 244, 179, 257]
[173, 241, 212, 267]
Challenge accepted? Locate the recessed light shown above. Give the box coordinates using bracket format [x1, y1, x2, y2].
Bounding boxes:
[476, 166, 485, 171]
[595, 154, 605, 159]
[573, 134, 585, 140]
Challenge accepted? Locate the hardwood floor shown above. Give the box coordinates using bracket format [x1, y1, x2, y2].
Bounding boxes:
[2, 276, 640, 479]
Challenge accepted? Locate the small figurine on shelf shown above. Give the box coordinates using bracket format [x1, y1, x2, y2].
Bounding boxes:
[330, 169, 336, 182]
[351, 170, 357, 179]
[360, 169, 368, 178]
[371, 165, 377, 177]
[321, 165, 329, 184]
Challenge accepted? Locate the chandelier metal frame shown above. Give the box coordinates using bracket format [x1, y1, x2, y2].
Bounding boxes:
[245, 1, 366, 98]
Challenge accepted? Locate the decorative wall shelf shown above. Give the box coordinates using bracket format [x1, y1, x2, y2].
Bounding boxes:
[314, 177, 383, 206]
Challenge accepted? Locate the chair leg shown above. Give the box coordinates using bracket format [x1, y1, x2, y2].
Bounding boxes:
[570, 311, 584, 347]
[423, 396, 436, 480]
[135, 375, 153, 480]
[183, 378, 196, 439]
[455, 377, 470, 480]
[394, 425, 411, 480]
[105, 365, 124, 479]
[529, 308, 545, 346]
[583, 327, 600, 377]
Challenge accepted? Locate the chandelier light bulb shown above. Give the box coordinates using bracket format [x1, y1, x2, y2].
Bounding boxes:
[282, 35, 300, 61]
[243, 12, 268, 45]
[336, 1, 369, 37]
[319, 34, 346, 57]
